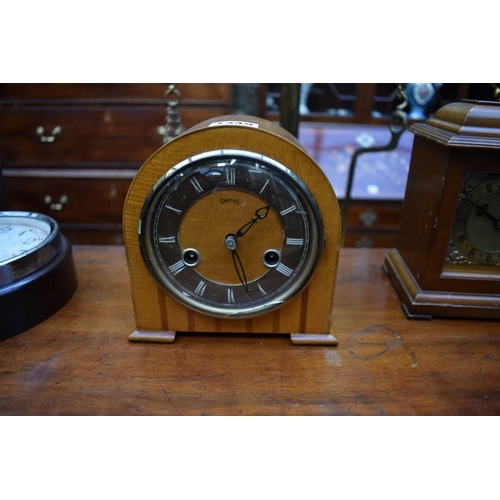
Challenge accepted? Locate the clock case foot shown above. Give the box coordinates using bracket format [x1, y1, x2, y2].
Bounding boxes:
[384, 249, 500, 320]
[128, 330, 176, 343]
[290, 332, 339, 345]
[128, 330, 339, 346]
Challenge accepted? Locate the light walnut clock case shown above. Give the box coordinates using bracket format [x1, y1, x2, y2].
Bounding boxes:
[123, 115, 341, 345]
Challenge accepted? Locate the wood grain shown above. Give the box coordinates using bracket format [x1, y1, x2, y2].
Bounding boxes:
[1, 245, 500, 415]
[0, 83, 232, 103]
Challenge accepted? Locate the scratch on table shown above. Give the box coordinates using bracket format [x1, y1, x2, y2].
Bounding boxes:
[144, 344, 182, 415]
[228, 377, 277, 401]
[347, 324, 418, 368]
[324, 350, 342, 367]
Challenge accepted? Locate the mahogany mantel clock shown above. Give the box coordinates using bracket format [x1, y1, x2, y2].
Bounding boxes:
[385, 100, 500, 319]
[123, 115, 341, 345]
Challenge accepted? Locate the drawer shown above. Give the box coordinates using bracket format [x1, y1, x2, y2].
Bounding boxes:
[3, 171, 133, 225]
[342, 200, 401, 248]
[344, 229, 399, 248]
[0, 83, 232, 104]
[342, 200, 402, 228]
[0, 107, 228, 166]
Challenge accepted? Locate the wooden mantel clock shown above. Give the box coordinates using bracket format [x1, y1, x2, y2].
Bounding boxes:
[385, 100, 500, 319]
[123, 115, 341, 345]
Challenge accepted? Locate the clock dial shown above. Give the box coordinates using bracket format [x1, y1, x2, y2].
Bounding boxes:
[0, 212, 63, 287]
[0, 213, 52, 264]
[447, 173, 500, 267]
[139, 149, 324, 318]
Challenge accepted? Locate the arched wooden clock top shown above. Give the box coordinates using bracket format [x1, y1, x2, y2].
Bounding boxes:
[123, 115, 341, 345]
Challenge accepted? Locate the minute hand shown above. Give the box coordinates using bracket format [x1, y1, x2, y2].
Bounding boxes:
[235, 204, 272, 239]
[472, 201, 500, 229]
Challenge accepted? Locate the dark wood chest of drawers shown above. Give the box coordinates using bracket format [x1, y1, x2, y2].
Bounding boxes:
[1, 84, 408, 247]
[0, 84, 232, 244]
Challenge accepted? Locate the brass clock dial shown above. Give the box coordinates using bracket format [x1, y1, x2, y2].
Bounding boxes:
[139, 149, 324, 318]
[448, 173, 500, 267]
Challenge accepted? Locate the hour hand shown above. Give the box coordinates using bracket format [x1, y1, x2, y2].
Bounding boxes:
[473, 202, 500, 229]
[235, 204, 272, 239]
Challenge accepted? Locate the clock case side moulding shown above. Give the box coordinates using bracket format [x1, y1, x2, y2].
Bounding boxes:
[123, 115, 341, 345]
[384, 101, 500, 319]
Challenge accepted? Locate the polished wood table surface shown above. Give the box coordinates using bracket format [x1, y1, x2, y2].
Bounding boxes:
[1, 246, 499, 415]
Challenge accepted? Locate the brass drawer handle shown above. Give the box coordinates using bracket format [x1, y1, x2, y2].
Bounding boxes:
[355, 236, 374, 248]
[44, 194, 68, 211]
[36, 125, 62, 143]
[359, 208, 378, 227]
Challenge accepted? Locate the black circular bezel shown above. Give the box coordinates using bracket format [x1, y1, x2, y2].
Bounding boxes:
[139, 149, 324, 318]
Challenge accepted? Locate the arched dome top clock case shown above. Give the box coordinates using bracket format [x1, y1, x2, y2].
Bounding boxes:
[123, 115, 341, 345]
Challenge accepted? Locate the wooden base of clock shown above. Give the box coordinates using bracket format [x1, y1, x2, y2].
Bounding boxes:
[129, 330, 176, 343]
[128, 329, 339, 345]
[384, 249, 500, 320]
[290, 332, 338, 345]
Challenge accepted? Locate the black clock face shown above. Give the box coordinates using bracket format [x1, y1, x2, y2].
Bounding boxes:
[139, 149, 324, 318]
[448, 172, 500, 267]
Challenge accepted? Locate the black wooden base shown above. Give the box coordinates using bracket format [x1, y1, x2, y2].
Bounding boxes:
[0, 236, 78, 340]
